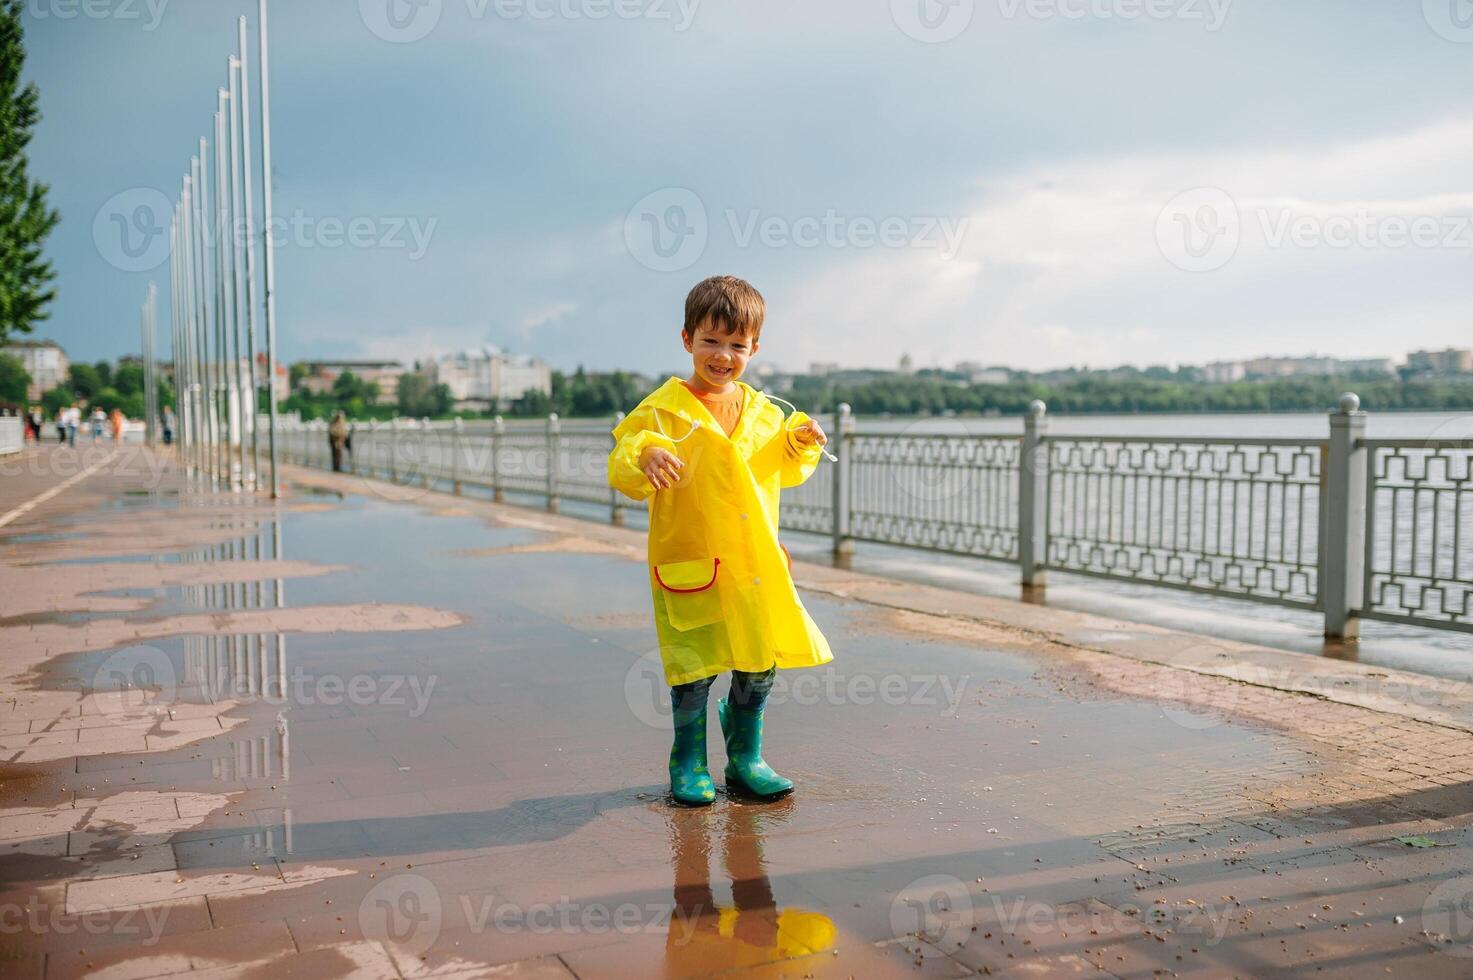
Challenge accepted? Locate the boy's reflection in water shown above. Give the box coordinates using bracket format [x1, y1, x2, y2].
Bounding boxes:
[666, 798, 835, 971]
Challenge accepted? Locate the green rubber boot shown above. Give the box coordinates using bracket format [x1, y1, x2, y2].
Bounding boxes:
[669, 702, 716, 806]
[718, 698, 794, 798]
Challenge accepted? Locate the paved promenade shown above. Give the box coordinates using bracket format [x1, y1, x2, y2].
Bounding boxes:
[3, 444, 1473, 978]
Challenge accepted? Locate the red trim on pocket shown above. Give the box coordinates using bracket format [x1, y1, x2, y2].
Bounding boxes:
[654, 558, 721, 594]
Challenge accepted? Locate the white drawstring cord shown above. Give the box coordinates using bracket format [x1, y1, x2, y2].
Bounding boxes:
[763, 391, 838, 462]
[651, 410, 704, 444]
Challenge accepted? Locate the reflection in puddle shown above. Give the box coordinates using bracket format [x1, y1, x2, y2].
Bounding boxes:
[666, 802, 835, 970]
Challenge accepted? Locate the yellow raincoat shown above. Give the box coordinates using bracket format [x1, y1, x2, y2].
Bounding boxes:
[609, 377, 834, 686]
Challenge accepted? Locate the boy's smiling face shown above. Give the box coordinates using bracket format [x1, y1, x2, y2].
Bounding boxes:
[683, 317, 759, 393]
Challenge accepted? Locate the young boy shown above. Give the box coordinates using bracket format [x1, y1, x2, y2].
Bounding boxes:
[608, 276, 832, 805]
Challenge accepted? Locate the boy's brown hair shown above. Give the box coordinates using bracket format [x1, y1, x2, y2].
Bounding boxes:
[683, 275, 765, 340]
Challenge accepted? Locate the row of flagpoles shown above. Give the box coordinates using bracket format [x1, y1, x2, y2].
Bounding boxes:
[148, 0, 281, 497]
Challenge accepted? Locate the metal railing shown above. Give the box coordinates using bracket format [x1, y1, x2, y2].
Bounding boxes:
[0, 414, 22, 456]
[275, 394, 1473, 637]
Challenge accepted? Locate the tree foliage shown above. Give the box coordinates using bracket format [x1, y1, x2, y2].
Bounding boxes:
[0, 1, 60, 344]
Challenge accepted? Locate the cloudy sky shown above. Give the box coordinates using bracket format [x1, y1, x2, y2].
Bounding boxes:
[22, 0, 1473, 377]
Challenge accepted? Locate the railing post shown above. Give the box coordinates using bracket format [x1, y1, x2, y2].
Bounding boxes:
[389, 419, 401, 483]
[1019, 399, 1049, 589]
[367, 421, 379, 477]
[832, 403, 854, 566]
[492, 415, 505, 502]
[421, 417, 432, 488]
[1323, 392, 1367, 640]
[452, 418, 464, 496]
[546, 412, 561, 514]
[610, 411, 626, 526]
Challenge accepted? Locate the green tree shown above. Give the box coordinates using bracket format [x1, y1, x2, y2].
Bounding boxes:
[0, 350, 28, 403]
[114, 362, 144, 396]
[40, 382, 72, 415]
[0, 1, 60, 344]
[68, 363, 100, 400]
[94, 359, 112, 388]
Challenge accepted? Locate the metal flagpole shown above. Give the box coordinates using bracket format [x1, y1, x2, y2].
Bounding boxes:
[226, 65, 250, 488]
[191, 152, 216, 484]
[171, 208, 190, 471]
[184, 181, 206, 478]
[213, 96, 234, 486]
[237, 15, 263, 494]
[258, 0, 281, 499]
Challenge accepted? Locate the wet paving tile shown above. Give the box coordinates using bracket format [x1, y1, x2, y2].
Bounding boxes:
[6, 452, 1473, 976]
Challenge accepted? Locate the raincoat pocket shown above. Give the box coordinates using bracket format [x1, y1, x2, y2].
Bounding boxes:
[654, 557, 724, 631]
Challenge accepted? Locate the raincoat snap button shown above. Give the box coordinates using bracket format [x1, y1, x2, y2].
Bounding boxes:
[753, 577, 761, 585]
[740, 513, 748, 520]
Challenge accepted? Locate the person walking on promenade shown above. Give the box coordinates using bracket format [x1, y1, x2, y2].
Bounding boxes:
[90, 407, 106, 443]
[54, 407, 66, 444]
[162, 405, 175, 446]
[109, 408, 126, 443]
[64, 404, 79, 446]
[608, 275, 832, 806]
[328, 411, 350, 472]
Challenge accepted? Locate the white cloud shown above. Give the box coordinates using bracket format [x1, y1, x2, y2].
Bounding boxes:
[777, 115, 1473, 373]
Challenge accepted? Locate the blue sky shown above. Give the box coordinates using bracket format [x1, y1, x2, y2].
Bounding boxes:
[22, 0, 1473, 377]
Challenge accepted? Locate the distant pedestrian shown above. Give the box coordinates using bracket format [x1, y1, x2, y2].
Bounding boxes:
[65, 405, 80, 446]
[110, 408, 126, 443]
[55, 408, 66, 443]
[90, 407, 106, 443]
[162, 405, 175, 446]
[328, 411, 350, 472]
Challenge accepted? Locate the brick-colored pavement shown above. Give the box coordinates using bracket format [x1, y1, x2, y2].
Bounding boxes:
[2, 447, 1473, 978]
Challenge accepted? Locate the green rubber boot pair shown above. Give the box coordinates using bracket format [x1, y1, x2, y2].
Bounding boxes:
[717, 698, 794, 798]
[669, 702, 716, 806]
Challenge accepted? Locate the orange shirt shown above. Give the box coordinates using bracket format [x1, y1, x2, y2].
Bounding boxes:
[683, 380, 744, 437]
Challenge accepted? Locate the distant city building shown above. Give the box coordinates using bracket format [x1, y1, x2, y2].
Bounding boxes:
[1201, 361, 1246, 383]
[809, 362, 840, 377]
[1, 339, 69, 402]
[898, 353, 915, 375]
[1407, 348, 1473, 375]
[430, 346, 551, 412]
[1335, 358, 1397, 377]
[300, 360, 406, 405]
[254, 353, 290, 405]
[954, 360, 1011, 385]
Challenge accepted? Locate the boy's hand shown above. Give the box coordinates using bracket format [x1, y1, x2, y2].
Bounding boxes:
[639, 446, 684, 490]
[790, 419, 827, 447]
